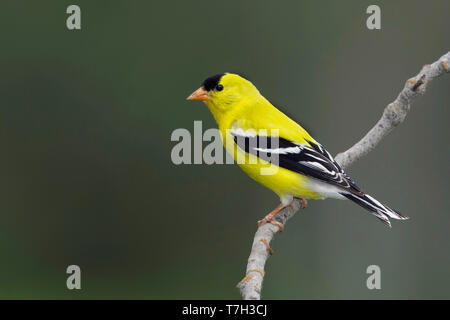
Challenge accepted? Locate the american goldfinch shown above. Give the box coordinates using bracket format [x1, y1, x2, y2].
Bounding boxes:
[187, 73, 408, 228]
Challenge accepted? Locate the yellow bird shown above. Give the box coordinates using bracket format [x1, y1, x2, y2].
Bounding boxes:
[187, 73, 408, 228]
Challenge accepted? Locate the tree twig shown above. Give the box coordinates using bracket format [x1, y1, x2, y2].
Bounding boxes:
[237, 51, 450, 300]
[335, 52, 449, 168]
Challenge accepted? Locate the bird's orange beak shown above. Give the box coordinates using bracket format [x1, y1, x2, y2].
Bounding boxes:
[186, 87, 209, 101]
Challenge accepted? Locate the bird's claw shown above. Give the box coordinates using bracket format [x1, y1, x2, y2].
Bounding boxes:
[297, 198, 308, 209]
[269, 220, 284, 232]
[257, 203, 287, 231]
[258, 216, 284, 232]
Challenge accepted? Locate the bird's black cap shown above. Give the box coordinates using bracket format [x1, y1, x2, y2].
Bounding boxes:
[202, 73, 224, 91]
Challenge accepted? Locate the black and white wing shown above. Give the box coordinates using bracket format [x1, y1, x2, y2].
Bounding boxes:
[230, 128, 362, 194]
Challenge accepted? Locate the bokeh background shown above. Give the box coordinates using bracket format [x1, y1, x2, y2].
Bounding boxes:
[0, 0, 448, 299]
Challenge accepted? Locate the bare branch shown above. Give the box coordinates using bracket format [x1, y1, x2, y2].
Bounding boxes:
[237, 51, 450, 300]
[335, 51, 450, 168]
[236, 198, 305, 300]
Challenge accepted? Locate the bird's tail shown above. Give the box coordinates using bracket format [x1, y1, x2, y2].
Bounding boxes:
[340, 192, 409, 227]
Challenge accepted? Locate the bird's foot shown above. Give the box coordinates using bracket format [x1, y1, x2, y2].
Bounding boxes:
[258, 203, 286, 232]
[296, 197, 308, 209]
[269, 220, 284, 231]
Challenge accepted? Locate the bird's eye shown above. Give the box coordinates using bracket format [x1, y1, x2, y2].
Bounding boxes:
[216, 84, 224, 91]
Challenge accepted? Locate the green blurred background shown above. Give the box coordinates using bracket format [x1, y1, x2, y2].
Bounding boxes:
[0, 0, 448, 299]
